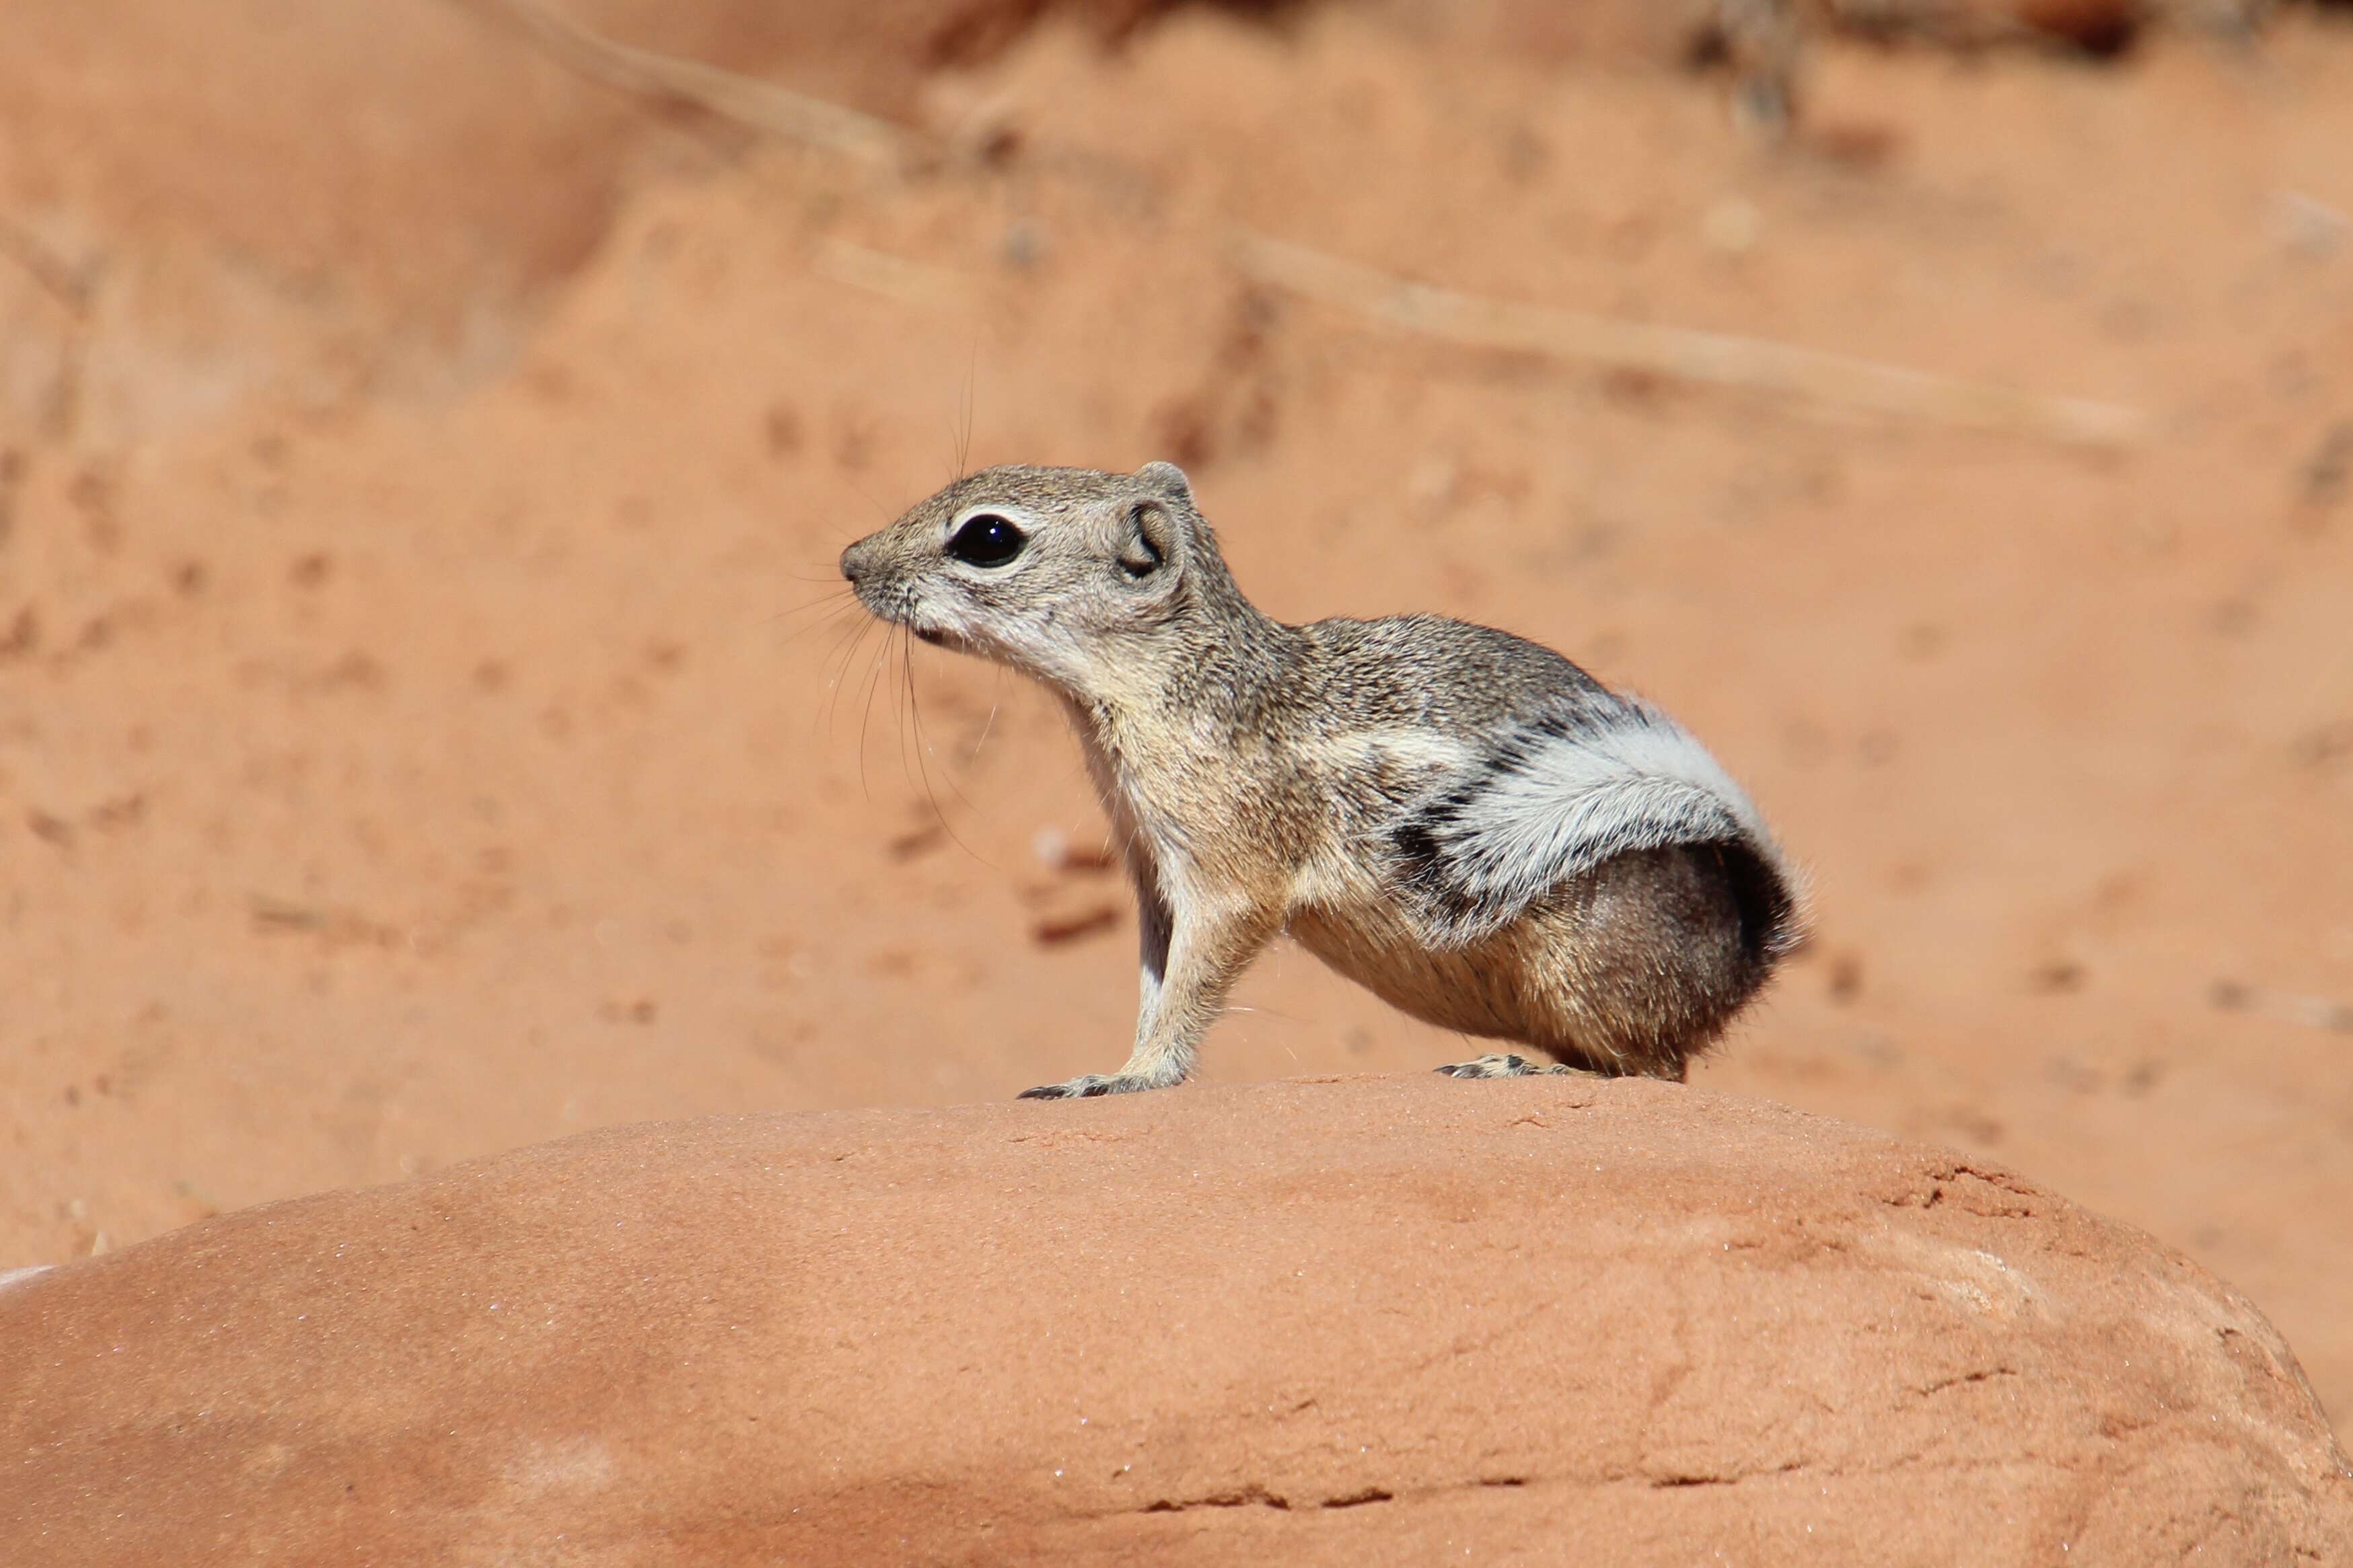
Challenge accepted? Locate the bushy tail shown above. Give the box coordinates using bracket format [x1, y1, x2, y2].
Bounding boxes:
[1393, 700, 1802, 952]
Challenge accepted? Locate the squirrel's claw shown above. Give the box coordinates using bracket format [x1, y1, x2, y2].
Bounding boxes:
[1018, 1072, 1165, 1100]
[1435, 1053, 1604, 1080]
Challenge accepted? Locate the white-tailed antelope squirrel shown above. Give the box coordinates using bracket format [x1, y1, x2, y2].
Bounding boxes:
[840, 462, 1801, 1098]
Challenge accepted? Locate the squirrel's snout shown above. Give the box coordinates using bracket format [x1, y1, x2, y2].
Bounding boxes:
[839, 538, 873, 585]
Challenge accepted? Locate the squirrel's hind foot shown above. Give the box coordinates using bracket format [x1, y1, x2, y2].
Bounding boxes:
[1434, 1052, 1603, 1081]
[1017, 1072, 1169, 1100]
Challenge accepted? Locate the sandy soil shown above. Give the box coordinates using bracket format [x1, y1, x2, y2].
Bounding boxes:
[3, 0, 2349, 1445]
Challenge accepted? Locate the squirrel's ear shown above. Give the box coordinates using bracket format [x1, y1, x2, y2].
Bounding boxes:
[1117, 498, 1179, 579]
[1135, 460, 1192, 507]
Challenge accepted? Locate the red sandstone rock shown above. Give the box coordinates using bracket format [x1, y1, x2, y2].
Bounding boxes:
[4, 1077, 2346, 1564]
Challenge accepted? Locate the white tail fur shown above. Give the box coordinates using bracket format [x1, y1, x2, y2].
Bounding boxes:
[1411, 703, 1784, 942]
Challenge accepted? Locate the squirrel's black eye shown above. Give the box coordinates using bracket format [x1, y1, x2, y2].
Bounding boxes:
[946, 513, 1026, 568]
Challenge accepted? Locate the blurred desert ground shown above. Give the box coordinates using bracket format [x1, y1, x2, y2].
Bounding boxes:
[1, 0, 2348, 1437]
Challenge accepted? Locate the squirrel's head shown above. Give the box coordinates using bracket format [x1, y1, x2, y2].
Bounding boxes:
[840, 461, 1219, 695]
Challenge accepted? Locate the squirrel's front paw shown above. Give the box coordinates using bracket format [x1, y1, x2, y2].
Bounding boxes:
[1017, 1072, 1164, 1100]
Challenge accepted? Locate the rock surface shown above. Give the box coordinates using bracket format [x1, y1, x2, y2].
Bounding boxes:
[5, 1077, 2348, 1565]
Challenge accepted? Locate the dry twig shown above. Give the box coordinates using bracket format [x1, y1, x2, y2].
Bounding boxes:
[2210, 979, 2353, 1035]
[811, 237, 976, 310]
[459, 0, 920, 167]
[1231, 229, 2146, 448]
[0, 217, 99, 318]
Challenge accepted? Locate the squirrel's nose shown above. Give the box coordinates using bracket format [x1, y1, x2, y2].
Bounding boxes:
[839, 539, 872, 584]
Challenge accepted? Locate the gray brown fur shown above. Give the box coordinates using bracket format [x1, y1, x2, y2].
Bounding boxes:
[840, 462, 1802, 1098]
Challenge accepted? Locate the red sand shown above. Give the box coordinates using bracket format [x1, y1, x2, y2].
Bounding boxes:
[7, 1079, 2348, 1563]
